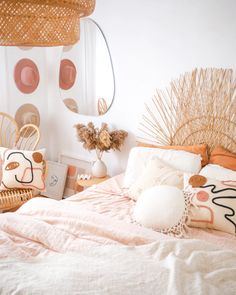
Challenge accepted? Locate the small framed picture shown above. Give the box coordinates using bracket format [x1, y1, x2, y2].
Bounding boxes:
[59, 153, 91, 197]
[41, 161, 68, 200]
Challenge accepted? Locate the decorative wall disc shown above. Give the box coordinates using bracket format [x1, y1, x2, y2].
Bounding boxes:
[63, 98, 79, 113]
[59, 59, 77, 90]
[15, 103, 40, 128]
[14, 58, 40, 94]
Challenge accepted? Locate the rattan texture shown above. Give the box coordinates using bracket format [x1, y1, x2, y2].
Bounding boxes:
[0, 189, 33, 211]
[0, 112, 41, 211]
[139, 68, 236, 153]
[16, 123, 41, 150]
[97, 98, 108, 115]
[0, 112, 19, 148]
[0, 0, 95, 46]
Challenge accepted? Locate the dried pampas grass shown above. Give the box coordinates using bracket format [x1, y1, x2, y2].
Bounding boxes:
[74, 122, 128, 157]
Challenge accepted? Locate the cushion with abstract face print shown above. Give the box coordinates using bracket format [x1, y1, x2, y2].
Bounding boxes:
[0, 147, 46, 191]
[184, 174, 236, 235]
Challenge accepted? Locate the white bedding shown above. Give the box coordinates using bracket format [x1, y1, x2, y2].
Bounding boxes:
[1, 240, 236, 295]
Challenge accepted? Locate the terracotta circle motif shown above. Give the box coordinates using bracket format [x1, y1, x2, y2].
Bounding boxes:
[189, 175, 207, 188]
[59, 59, 77, 90]
[14, 58, 40, 94]
[196, 191, 209, 202]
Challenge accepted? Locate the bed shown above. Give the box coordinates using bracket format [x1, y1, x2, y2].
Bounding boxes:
[0, 175, 236, 294]
[0, 68, 236, 294]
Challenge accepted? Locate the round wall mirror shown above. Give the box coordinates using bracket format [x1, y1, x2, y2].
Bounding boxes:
[59, 18, 115, 116]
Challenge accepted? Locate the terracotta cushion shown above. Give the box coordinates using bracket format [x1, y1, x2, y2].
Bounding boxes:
[137, 142, 208, 167]
[209, 146, 236, 171]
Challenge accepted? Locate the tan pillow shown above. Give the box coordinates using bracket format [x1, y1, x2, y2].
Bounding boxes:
[137, 142, 208, 167]
[128, 157, 183, 200]
[209, 145, 236, 171]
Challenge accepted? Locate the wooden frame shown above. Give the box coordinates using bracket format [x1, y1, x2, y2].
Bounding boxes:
[41, 161, 68, 200]
[59, 153, 91, 198]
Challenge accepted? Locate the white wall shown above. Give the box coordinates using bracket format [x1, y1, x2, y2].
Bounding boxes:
[1, 0, 236, 176]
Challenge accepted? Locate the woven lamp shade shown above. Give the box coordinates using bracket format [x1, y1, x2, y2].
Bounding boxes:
[0, 0, 96, 47]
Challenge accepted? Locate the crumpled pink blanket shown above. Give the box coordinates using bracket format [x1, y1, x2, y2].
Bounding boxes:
[0, 196, 172, 259]
[0, 175, 235, 259]
[0, 175, 236, 295]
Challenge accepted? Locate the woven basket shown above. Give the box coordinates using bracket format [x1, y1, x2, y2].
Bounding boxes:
[0, 0, 96, 46]
[0, 188, 33, 211]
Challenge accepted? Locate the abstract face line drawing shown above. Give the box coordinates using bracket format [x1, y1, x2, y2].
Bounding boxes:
[49, 175, 59, 187]
[6, 151, 34, 184]
[201, 183, 236, 233]
[212, 196, 236, 234]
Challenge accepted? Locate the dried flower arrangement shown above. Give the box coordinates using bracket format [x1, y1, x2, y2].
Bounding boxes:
[74, 122, 128, 159]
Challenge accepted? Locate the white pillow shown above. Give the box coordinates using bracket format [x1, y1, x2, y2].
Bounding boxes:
[128, 157, 183, 200]
[123, 147, 201, 188]
[133, 185, 190, 237]
[200, 164, 236, 181]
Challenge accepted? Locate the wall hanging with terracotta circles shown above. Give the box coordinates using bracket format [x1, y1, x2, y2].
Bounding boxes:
[15, 103, 40, 129]
[14, 58, 40, 94]
[59, 59, 77, 90]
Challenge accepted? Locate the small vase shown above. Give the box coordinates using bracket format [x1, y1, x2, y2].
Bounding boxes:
[92, 159, 107, 178]
[91, 149, 107, 178]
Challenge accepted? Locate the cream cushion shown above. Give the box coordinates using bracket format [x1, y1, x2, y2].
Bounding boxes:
[200, 164, 236, 181]
[133, 185, 189, 237]
[123, 147, 201, 188]
[128, 157, 183, 200]
[0, 147, 46, 191]
[184, 174, 236, 235]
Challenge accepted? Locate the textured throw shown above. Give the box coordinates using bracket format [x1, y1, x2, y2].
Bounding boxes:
[0, 175, 236, 294]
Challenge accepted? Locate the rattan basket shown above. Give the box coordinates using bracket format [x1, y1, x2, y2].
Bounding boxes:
[0, 188, 33, 211]
[0, 0, 96, 46]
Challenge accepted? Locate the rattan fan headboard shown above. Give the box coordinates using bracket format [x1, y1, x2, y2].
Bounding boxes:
[139, 68, 236, 153]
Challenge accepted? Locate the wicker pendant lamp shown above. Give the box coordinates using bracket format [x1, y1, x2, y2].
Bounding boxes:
[0, 0, 96, 47]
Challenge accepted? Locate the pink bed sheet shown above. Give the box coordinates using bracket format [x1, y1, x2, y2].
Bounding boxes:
[67, 174, 236, 251]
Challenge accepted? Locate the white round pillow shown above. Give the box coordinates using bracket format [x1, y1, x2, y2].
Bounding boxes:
[133, 185, 185, 230]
